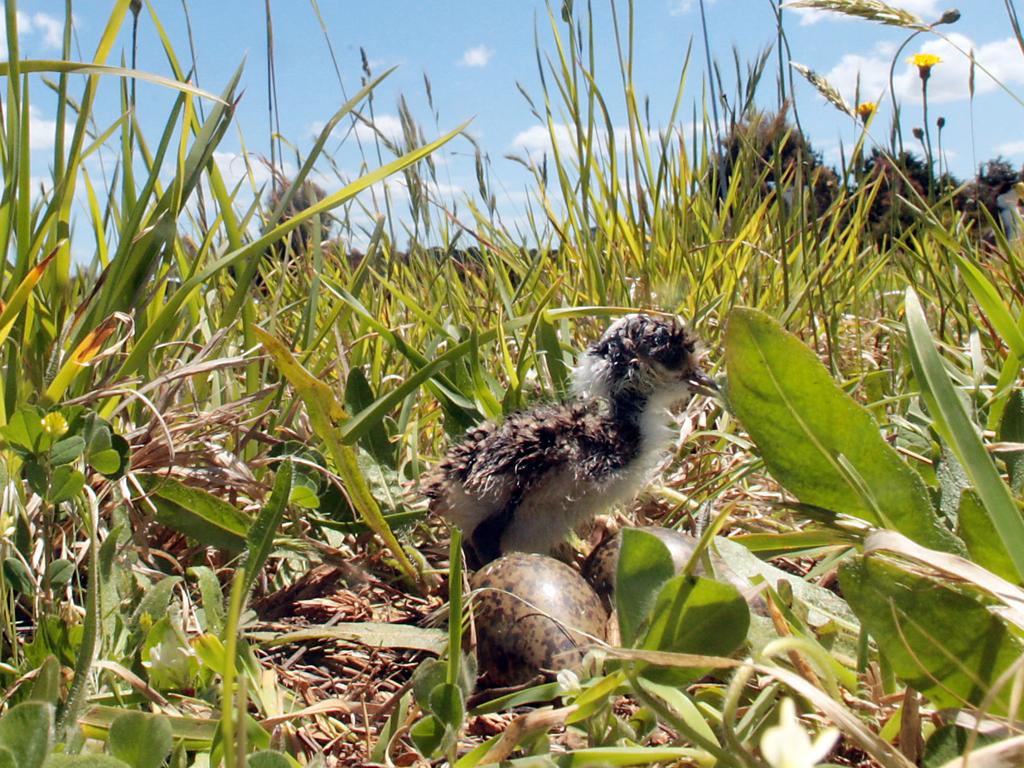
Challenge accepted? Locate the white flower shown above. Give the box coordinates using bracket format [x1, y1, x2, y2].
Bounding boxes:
[760, 699, 839, 768]
[556, 668, 581, 695]
[146, 631, 197, 688]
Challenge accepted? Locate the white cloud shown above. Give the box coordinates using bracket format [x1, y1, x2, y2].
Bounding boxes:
[309, 114, 405, 144]
[31, 12, 62, 48]
[0, 11, 63, 55]
[669, 0, 717, 14]
[353, 114, 404, 144]
[510, 123, 669, 162]
[213, 151, 291, 188]
[820, 45, 893, 104]
[361, 175, 465, 205]
[997, 140, 1024, 157]
[789, 0, 941, 25]
[460, 44, 494, 68]
[28, 105, 62, 149]
[511, 124, 577, 160]
[1, 104, 67, 150]
[822, 34, 1024, 106]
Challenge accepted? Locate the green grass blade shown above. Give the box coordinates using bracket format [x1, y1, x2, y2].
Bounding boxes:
[242, 461, 292, 599]
[904, 288, 1024, 582]
[118, 120, 469, 379]
[0, 60, 225, 103]
[953, 253, 1024, 359]
[137, 474, 250, 553]
[254, 328, 424, 588]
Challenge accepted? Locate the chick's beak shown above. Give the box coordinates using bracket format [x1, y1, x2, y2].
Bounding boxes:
[685, 369, 719, 397]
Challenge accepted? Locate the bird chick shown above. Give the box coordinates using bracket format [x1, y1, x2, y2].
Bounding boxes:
[422, 313, 715, 567]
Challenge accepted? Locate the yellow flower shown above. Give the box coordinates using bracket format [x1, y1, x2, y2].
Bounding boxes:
[909, 52, 942, 79]
[856, 102, 877, 122]
[41, 412, 69, 438]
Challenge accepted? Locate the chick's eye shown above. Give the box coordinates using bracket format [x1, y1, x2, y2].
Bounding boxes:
[653, 329, 668, 347]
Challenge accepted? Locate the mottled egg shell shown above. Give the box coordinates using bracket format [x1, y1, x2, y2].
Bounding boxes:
[582, 527, 702, 611]
[582, 527, 766, 616]
[470, 553, 607, 687]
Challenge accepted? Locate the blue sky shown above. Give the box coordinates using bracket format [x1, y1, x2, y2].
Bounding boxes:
[6, 1, 1024, 247]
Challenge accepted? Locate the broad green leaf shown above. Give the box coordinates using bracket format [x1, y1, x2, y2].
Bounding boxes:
[904, 288, 1024, 581]
[429, 682, 466, 730]
[412, 658, 448, 710]
[268, 441, 323, 509]
[713, 536, 861, 644]
[254, 328, 421, 586]
[410, 714, 448, 759]
[841, 555, 1024, 716]
[88, 449, 122, 475]
[246, 753, 294, 768]
[23, 461, 48, 497]
[45, 559, 74, 587]
[724, 306, 961, 553]
[109, 712, 173, 768]
[243, 461, 292, 598]
[3, 557, 34, 595]
[137, 474, 250, 553]
[0, 746, 15, 768]
[49, 435, 85, 465]
[1, 406, 44, 452]
[0, 701, 53, 768]
[936, 446, 969, 525]
[187, 566, 225, 635]
[616, 529, 677, 646]
[79, 412, 113, 455]
[998, 390, 1024, 494]
[344, 368, 394, 464]
[640, 574, 749, 685]
[956, 490, 1019, 584]
[43, 758, 131, 767]
[78, 705, 217, 749]
[26, 656, 61, 704]
[922, 725, 1000, 767]
[47, 466, 85, 504]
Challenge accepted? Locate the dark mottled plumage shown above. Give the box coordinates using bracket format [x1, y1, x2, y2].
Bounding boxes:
[422, 313, 713, 567]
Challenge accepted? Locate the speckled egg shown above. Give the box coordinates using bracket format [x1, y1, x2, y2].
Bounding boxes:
[470, 553, 608, 687]
[582, 527, 767, 617]
[582, 526, 703, 610]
